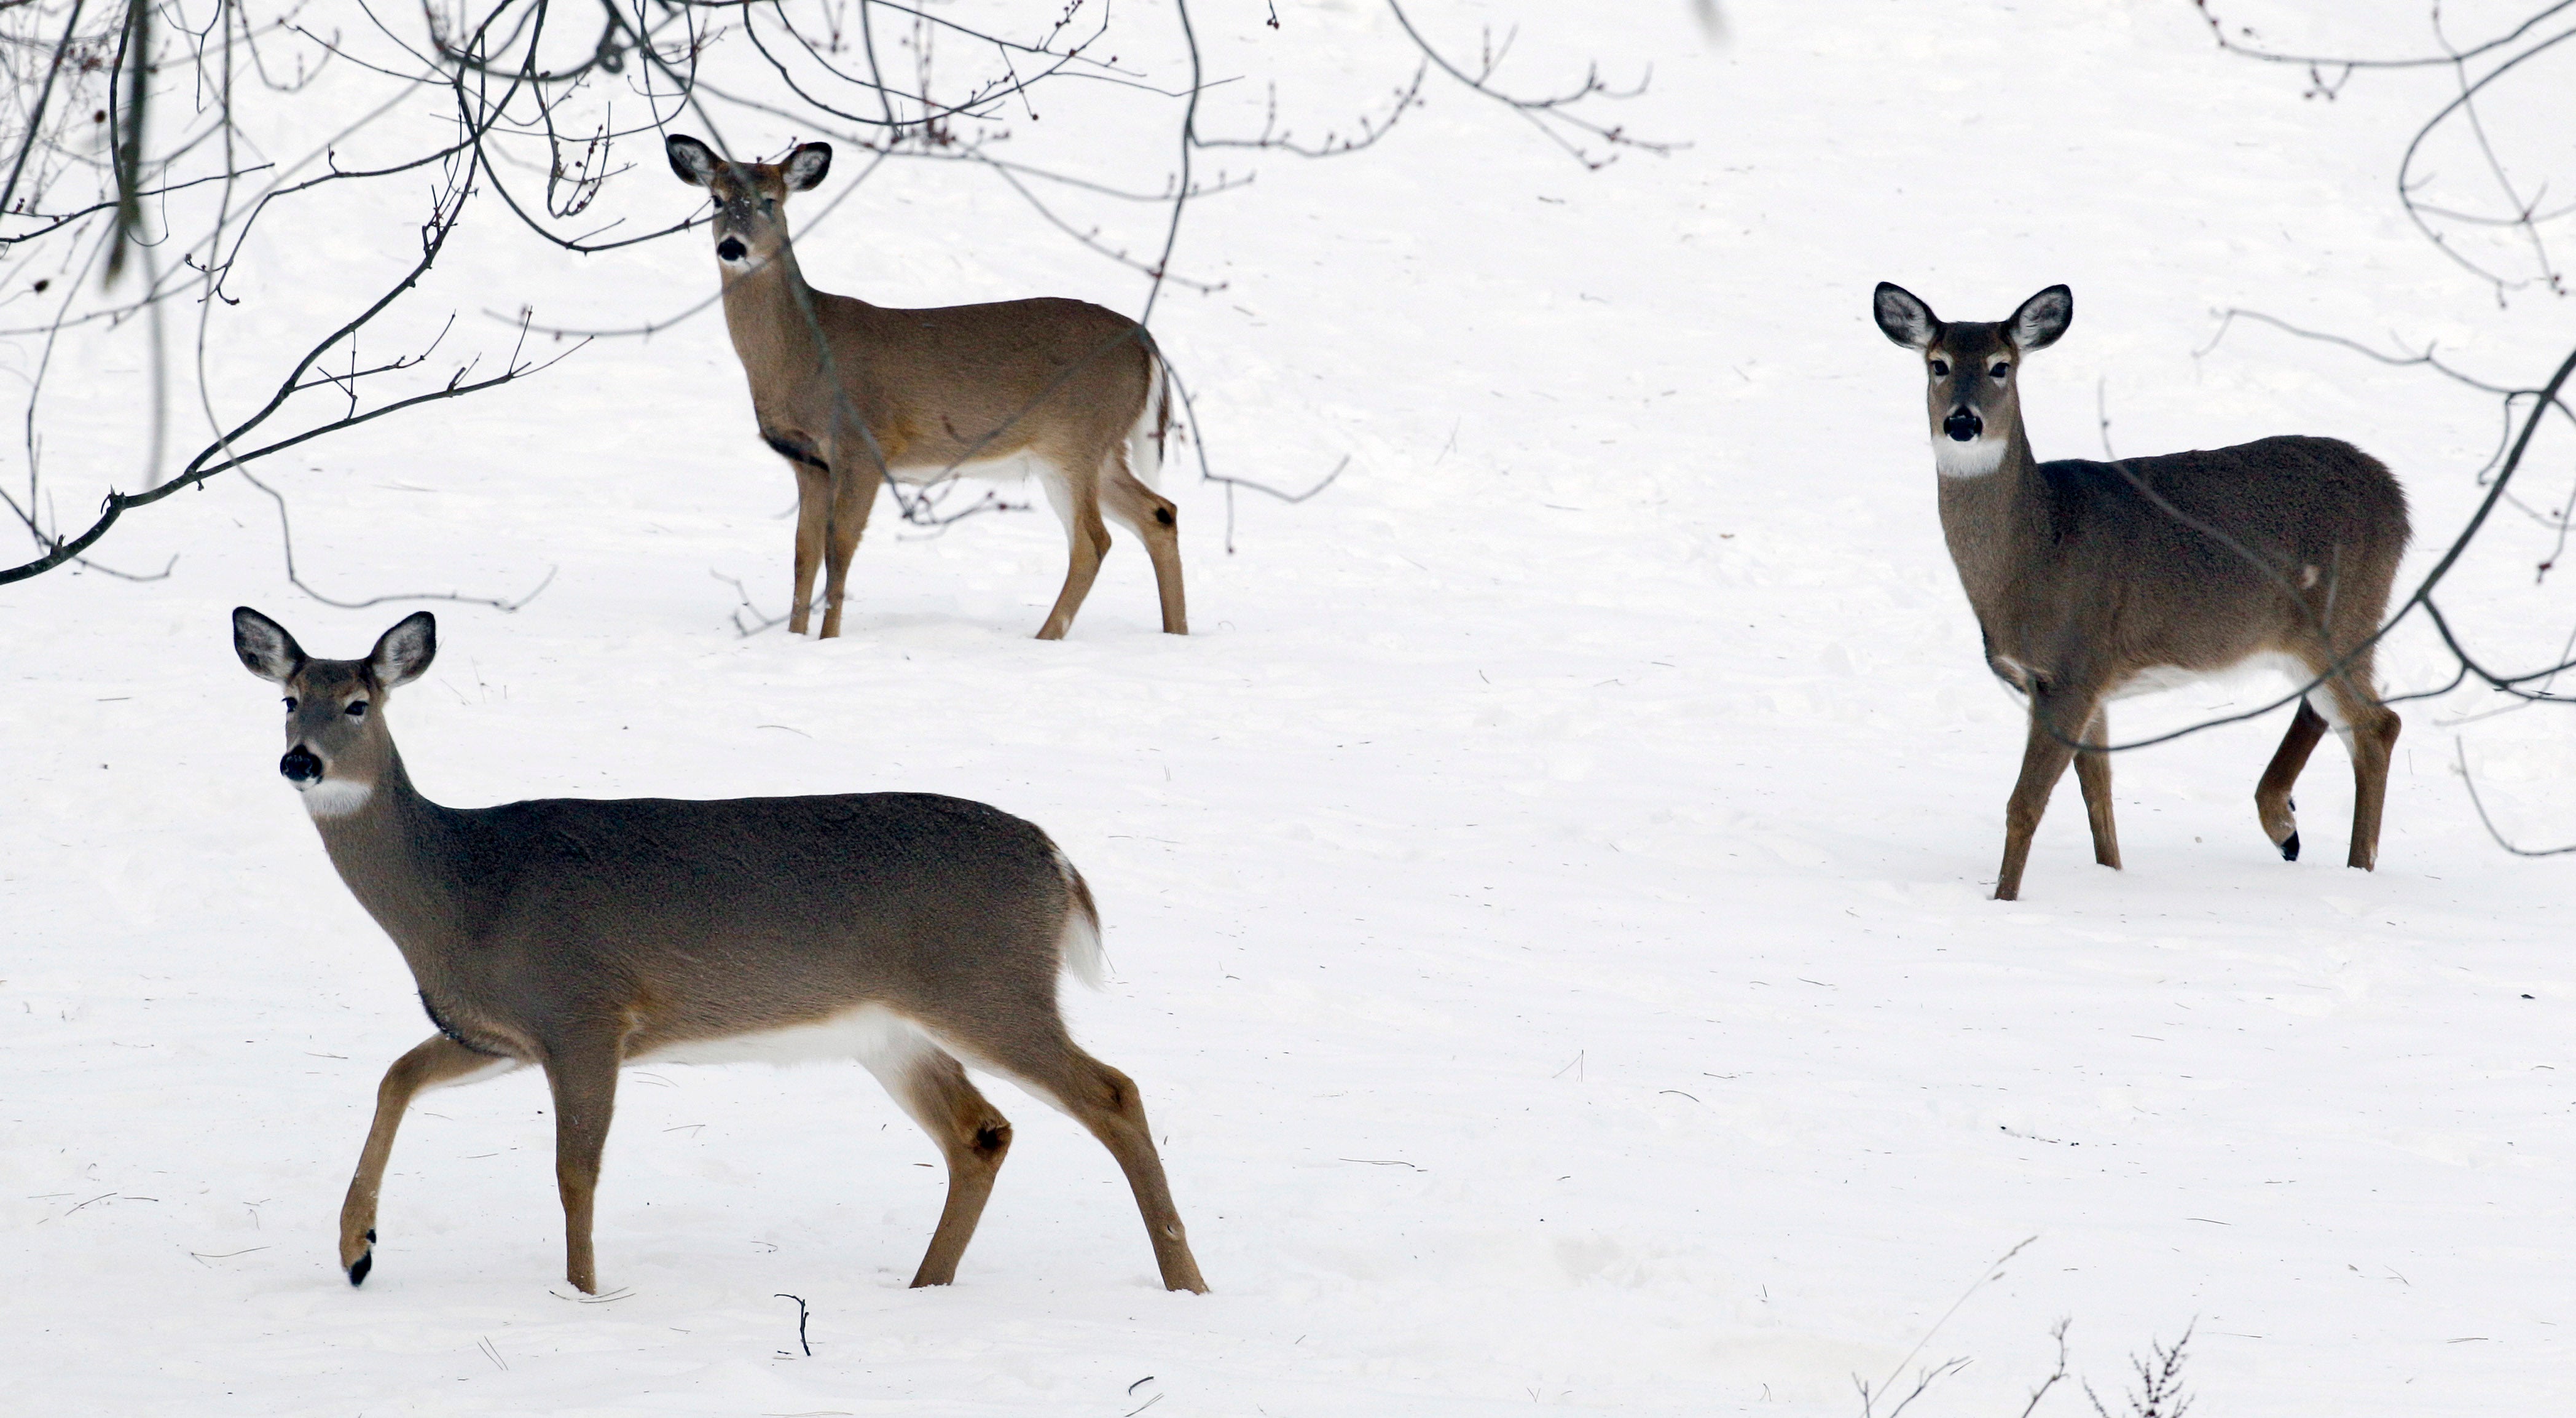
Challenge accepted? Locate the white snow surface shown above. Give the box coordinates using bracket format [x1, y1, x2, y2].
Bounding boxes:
[5, 2, 2574, 1414]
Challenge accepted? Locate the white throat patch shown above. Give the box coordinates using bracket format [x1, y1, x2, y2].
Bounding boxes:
[1933, 435, 2008, 480]
[299, 778, 375, 818]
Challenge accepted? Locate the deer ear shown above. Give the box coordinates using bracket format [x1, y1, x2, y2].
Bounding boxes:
[233, 607, 305, 684]
[1874, 282, 1939, 350]
[666, 134, 719, 187]
[782, 143, 832, 192]
[2009, 285, 2072, 350]
[368, 612, 438, 689]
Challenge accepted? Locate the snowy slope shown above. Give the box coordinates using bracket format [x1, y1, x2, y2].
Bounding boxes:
[3, 2, 2571, 1414]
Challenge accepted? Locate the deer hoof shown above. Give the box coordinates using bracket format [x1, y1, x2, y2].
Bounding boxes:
[2279, 831, 2301, 863]
[348, 1247, 374, 1287]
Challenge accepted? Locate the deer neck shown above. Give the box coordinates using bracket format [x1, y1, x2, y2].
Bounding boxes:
[1933, 418, 2046, 614]
[719, 241, 858, 379]
[307, 742, 474, 971]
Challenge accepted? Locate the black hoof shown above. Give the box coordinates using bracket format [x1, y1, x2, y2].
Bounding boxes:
[348, 1232, 376, 1287]
[2280, 831, 2301, 863]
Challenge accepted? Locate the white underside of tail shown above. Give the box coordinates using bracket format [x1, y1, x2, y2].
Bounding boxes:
[1060, 909, 1105, 990]
[1128, 351, 1168, 491]
[1053, 844, 1106, 989]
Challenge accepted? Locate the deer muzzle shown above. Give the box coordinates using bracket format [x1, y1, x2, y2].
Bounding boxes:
[716, 237, 747, 262]
[1943, 408, 1984, 442]
[280, 746, 324, 783]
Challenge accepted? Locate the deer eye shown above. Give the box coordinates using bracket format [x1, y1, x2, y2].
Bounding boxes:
[282, 696, 298, 711]
[345, 701, 369, 719]
[1930, 359, 1950, 377]
[1990, 362, 2011, 378]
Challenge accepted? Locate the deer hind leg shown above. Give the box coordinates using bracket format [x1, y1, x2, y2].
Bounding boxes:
[1102, 447, 1188, 635]
[1045, 1050, 1208, 1293]
[2256, 700, 2331, 861]
[2071, 705, 2121, 870]
[542, 1040, 623, 1294]
[817, 456, 885, 641]
[1995, 680, 2102, 901]
[1034, 463, 1114, 641]
[340, 1035, 521, 1286]
[951, 1022, 1207, 1293]
[787, 460, 831, 637]
[2313, 655, 2401, 871]
[871, 1048, 1015, 1288]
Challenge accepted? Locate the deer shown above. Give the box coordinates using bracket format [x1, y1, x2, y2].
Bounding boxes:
[230, 606, 1209, 1297]
[1872, 283, 2410, 901]
[665, 133, 1187, 642]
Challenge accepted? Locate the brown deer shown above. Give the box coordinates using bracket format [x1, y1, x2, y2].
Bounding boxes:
[666, 134, 1186, 641]
[1872, 283, 2409, 901]
[231, 606, 1208, 1296]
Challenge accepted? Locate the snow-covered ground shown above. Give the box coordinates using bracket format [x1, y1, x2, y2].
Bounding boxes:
[4, 2, 2572, 1413]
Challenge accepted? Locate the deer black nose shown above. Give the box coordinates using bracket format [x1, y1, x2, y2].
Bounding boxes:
[1944, 409, 1983, 441]
[280, 746, 323, 783]
[716, 237, 747, 262]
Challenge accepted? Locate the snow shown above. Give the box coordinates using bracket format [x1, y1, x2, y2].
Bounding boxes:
[4, 1, 2572, 1413]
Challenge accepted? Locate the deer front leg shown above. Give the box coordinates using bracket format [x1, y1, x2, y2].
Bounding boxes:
[543, 1042, 623, 1294]
[788, 461, 830, 637]
[2071, 705, 2121, 870]
[1995, 681, 2100, 901]
[817, 457, 884, 641]
[341, 1035, 517, 1286]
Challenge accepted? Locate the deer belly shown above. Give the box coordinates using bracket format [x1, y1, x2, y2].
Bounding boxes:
[2105, 652, 2311, 704]
[887, 450, 1054, 487]
[630, 1003, 933, 1070]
